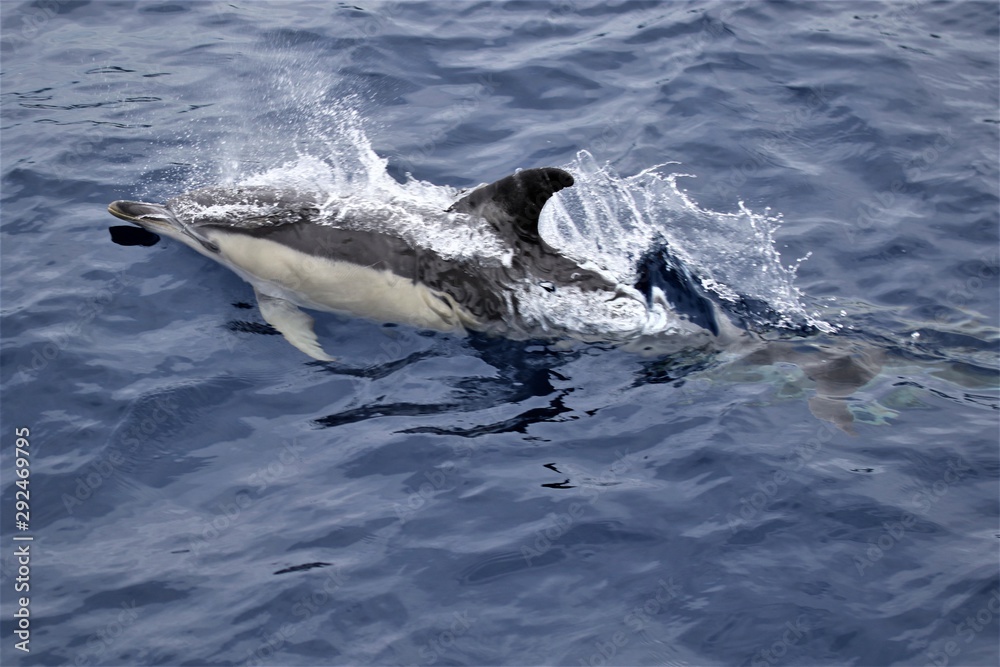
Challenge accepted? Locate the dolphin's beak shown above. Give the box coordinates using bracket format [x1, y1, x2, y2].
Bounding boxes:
[107, 200, 176, 246]
[107, 200, 172, 225]
[107, 199, 220, 254]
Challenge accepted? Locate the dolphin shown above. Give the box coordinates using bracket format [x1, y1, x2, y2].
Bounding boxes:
[108, 168, 722, 360]
[108, 166, 890, 433]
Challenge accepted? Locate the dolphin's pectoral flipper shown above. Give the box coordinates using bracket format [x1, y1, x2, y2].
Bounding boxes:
[448, 167, 574, 243]
[254, 288, 336, 362]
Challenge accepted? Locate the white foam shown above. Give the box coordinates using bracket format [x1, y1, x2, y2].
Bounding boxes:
[542, 150, 834, 333]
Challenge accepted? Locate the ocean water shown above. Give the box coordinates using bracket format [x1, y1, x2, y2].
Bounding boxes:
[1, 1, 998, 666]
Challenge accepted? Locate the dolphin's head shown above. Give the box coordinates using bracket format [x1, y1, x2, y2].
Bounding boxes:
[108, 200, 176, 247]
[108, 200, 176, 231]
[108, 199, 178, 226]
[108, 200, 220, 253]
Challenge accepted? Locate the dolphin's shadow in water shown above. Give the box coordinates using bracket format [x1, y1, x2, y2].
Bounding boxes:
[633, 348, 721, 387]
[309, 347, 444, 382]
[109, 225, 160, 247]
[312, 334, 580, 436]
[226, 320, 280, 336]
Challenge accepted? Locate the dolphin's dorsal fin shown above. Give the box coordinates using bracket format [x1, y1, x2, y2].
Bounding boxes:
[448, 167, 574, 243]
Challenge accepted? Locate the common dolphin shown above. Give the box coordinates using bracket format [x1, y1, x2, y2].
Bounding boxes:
[108, 166, 890, 433]
[108, 167, 724, 361]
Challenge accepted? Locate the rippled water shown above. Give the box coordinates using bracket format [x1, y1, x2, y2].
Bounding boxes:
[1, 2, 998, 666]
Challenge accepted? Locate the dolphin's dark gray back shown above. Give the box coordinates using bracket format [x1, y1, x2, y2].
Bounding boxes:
[167, 186, 321, 229]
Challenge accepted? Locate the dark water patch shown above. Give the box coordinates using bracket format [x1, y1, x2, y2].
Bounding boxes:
[315, 341, 580, 430]
[273, 562, 332, 575]
[314, 400, 461, 429]
[139, 4, 189, 14]
[634, 349, 720, 386]
[226, 320, 278, 336]
[401, 392, 574, 437]
[458, 549, 564, 584]
[289, 520, 397, 551]
[316, 349, 444, 380]
[85, 65, 137, 74]
[81, 581, 190, 611]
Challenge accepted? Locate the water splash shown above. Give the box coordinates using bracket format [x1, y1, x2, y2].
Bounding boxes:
[543, 151, 834, 333]
[151, 80, 831, 338]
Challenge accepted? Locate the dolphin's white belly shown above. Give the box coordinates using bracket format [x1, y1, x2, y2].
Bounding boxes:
[205, 230, 479, 332]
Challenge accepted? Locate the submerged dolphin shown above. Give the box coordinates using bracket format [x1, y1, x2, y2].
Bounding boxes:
[109, 168, 721, 360]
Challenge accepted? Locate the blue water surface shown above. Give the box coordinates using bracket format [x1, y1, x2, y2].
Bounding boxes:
[1, 2, 998, 666]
